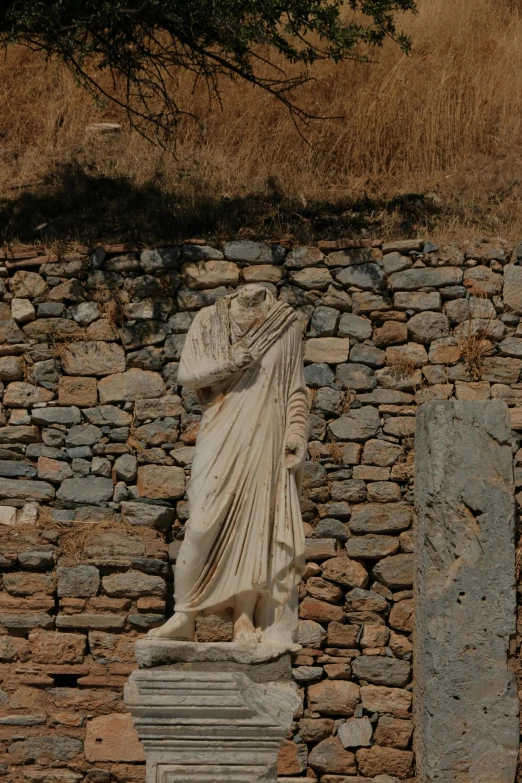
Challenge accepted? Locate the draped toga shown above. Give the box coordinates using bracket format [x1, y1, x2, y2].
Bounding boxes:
[174, 289, 309, 644]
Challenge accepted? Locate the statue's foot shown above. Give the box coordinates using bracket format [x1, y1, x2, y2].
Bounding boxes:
[147, 611, 196, 640]
[233, 616, 258, 643]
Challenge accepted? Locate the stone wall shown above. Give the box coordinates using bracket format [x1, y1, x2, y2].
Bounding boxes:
[0, 236, 520, 783]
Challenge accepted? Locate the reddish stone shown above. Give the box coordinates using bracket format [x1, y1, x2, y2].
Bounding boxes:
[85, 713, 145, 762]
[309, 736, 356, 775]
[356, 745, 414, 778]
[299, 597, 344, 623]
[277, 740, 308, 775]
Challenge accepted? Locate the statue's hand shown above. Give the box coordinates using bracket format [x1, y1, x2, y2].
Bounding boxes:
[285, 434, 306, 471]
[230, 341, 259, 371]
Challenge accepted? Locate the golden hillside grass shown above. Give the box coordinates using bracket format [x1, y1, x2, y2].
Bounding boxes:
[1, 0, 522, 244]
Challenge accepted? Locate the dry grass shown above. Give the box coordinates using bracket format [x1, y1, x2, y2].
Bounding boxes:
[1, 0, 522, 244]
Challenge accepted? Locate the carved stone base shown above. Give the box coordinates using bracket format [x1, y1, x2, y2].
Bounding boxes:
[125, 642, 300, 783]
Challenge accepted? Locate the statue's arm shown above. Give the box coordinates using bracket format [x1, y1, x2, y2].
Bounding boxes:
[284, 322, 310, 470]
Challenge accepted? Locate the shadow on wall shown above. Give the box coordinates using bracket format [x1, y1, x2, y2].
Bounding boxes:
[0, 163, 442, 245]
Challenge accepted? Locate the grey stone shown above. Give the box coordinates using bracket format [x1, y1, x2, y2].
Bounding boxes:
[315, 518, 350, 540]
[61, 341, 126, 376]
[338, 313, 372, 341]
[0, 612, 53, 630]
[499, 337, 522, 358]
[37, 302, 64, 317]
[57, 565, 100, 597]
[0, 460, 36, 478]
[382, 252, 411, 275]
[42, 427, 65, 447]
[28, 358, 60, 389]
[304, 362, 335, 388]
[102, 570, 165, 598]
[0, 477, 54, 501]
[139, 247, 181, 273]
[349, 503, 411, 534]
[309, 306, 339, 337]
[337, 363, 376, 391]
[349, 343, 386, 368]
[346, 534, 400, 559]
[67, 446, 92, 460]
[83, 405, 132, 427]
[164, 333, 187, 360]
[352, 656, 410, 687]
[8, 736, 83, 762]
[127, 345, 164, 371]
[372, 554, 413, 588]
[120, 500, 175, 530]
[338, 716, 373, 748]
[223, 240, 273, 264]
[285, 246, 324, 268]
[26, 444, 65, 460]
[314, 387, 342, 414]
[72, 457, 91, 477]
[328, 407, 381, 441]
[114, 453, 138, 482]
[407, 311, 449, 344]
[290, 267, 333, 291]
[134, 395, 184, 421]
[98, 369, 166, 403]
[298, 619, 326, 647]
[389, 267, 463, 290]
[55, 613, 126, 630]
[65, 424, 102, 447]
[336, 263, 386, 290]
[415, 400, 518, 782]
[120, 320, 168, 350]
[71, 301, 101, 325]
[31, 407, 81, 426]
[504, 264, 522, 315]
[57, 477, 114, 504]
[393, 291, 441, 312]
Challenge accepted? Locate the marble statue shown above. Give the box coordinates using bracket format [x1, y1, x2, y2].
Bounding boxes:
[148, 283, 309, 646]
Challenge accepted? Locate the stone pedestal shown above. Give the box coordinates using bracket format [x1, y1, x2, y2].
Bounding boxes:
[414, 400, 519, 782]
[125, 641, 300, 783]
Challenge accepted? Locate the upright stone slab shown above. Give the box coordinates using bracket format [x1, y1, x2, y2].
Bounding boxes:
[415, 400, 519, 782]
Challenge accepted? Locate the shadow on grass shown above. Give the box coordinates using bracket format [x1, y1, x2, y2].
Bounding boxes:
[0, 162, 443, 246]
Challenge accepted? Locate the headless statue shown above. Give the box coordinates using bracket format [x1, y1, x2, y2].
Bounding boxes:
[148, 284, 309, 644]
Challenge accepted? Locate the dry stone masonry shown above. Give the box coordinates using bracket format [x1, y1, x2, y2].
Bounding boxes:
[0, 236, 520, 782]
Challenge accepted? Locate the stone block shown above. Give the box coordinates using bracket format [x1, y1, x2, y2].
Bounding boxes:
[137, 465, 185, 500]
[29, 629, 86, 664]
[3, 382, 53, 406]
[57, 565, 100, 597]
[307, 680, 360, 716]
[57, 477, 114, 504]
[61, 341, 126, 376]
[182, 260, 240, 289]
[304, 337, 350, 364]
[415, 400, 518, 782]
[85, 713, 145, 762]
[98, 369, 166, 402]
[58, 376, 98, 406]
[102, 571, 165, 598]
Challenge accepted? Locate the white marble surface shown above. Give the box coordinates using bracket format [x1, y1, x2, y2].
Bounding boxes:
[135, 639, 301, 668]
[150, 285, 309, 645]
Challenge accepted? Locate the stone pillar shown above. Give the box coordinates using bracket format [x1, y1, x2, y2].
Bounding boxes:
[414, 400, 519, 782]
[124, 640, 300, 783]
